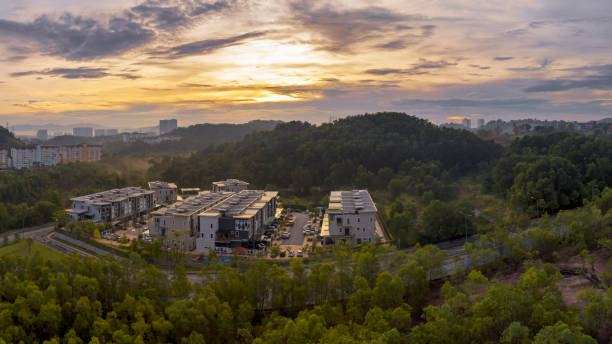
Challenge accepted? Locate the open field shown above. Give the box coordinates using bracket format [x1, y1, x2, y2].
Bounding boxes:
[0, 239, 65, 260]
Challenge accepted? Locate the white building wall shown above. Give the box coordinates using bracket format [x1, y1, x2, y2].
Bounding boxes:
[0, 149, 9, 169]
[197, 214, 219, 252]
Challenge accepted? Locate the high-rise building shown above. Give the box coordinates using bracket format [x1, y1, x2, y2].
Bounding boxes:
[159, 119, 178, 135]
[37, 145, 61, 166]
[106, 129, 118, 136]
[462, 118, 471, 129]
[477, 119, 485, 128]
[60, 144, 102, 162]
[10, 147, 36, 169]
[94, 129, 106, 137]
[36, 129, 48, 140]
[73, 127, 93, 137]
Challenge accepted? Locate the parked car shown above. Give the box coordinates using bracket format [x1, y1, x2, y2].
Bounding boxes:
[281, 232, 291, 239]
[297, 250, 303, 258]
[288, 250, 295, 258]
[280, 250, 286, 258]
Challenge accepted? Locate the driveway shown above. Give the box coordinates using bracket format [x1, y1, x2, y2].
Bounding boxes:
[281, 211, 308, 246]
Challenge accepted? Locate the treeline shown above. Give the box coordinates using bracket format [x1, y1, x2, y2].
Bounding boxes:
[152, 113, 501, 192]
[0, 126, 23, 147]
[1, 189, 611, 343]
[0, 163, 146, 232]
[102, 120, 281, 157]
[487, 132, 612, 216]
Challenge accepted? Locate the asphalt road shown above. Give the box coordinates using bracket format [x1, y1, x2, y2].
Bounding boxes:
[281, 211, 308, 246]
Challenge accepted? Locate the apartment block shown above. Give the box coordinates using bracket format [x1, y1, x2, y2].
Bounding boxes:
[67, 187, 155, 223]
[60, 144, 102, 162]
[320, 190, 379, 245]
[37, 145, 61, 166]
[159, 119, 178, 135]
[0, 149, 10, 169]
[212, 179, 250, 193]
[10, 147, 36, 169]
[151, 191, 234, 250]
[148, 181, 178, 205]
[73, 127, 93, 137]
[197, 190, 278, 253]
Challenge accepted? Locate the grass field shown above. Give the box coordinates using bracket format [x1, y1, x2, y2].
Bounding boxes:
[0, 239, 65, 260]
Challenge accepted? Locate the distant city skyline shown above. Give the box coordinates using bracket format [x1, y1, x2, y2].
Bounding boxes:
[1, 0, 611, 126]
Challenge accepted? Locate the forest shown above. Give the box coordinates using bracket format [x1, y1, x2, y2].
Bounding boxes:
[0, 190, 611, 343]
[1, 113, 612, 342]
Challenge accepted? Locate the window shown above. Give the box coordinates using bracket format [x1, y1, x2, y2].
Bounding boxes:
[357, 218, 360, 222]
[210, 223, 213, 228]
[370, 217, 373, 222]
[211, 234, 213, 239]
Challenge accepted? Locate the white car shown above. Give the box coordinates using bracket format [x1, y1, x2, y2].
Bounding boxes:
[281, 232, 291, 239]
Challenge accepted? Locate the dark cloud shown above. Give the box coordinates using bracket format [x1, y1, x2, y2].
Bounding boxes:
[289, 1, 431, 52]
[508, 58, 552, 72]
[0, 0, 236, 60]
[393, 98, 547, 108]
[494, 56, 513, 61]
[376, 40, 406, 50]
[10, 67, 139, 79]
[524, 75, 612, 92]
[160, 31, 265, 58]
[365, 59, 456, 75]
[375, 25, 436, 50]
[179, 82, 213, 87]
[469, 64, 491, 70]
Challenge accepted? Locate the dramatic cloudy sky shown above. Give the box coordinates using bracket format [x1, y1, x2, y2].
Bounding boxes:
[0, 0, 611, 128]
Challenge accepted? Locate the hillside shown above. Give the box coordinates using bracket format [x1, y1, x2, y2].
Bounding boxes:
[153, 112, 501, 191]
[103, 120, 282, 156]
[0, 126, 23, 147]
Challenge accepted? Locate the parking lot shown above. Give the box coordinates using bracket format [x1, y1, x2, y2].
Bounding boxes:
[281, 211, 309, 245]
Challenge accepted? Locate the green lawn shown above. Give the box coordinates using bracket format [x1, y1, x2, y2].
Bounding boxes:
[0, 239, 65, 260]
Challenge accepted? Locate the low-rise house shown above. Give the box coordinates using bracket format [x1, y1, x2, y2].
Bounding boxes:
[320, 190, 379, 245]
[67, 187, 155, 223]
[197, 190, 278, 253]
[150, 191, 234, 250]
[148, 181, 178, 205]
[212, 179, 250, 193]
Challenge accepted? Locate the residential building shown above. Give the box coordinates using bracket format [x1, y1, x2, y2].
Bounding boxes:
[106, 129, 118, 136]
[148, 181, 178, 205]
[66, 187, 155, 223]
[197, 190, 278, 253]
[159, 119, 178, 135]
[94, 129, 106, 137]
[60, 144, 102, 162]
[36, 129, 48, 140]
[462, 118, 471, 129]
[320, 190, 379, 245]
[73, 127, 94, 137]
[151, 191, 234, 250]
[10, 147, 36, 169]
[0, 149, 10, 169]
[212, 179, 250, 193]
[477, 118, 485, 128]
[37, 145, 61, 166]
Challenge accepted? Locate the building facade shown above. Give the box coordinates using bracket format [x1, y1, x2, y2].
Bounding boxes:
[148, 181, 178, 205]
[37, 145, 61, 166]
[0, 149, 10, 169]
[197, 190, 278, 253]
[36, 129, 48, 140]
[67, 187, 155, 223]
[73, 127, 93, 137]
[320, 190, 379, 245]
[151, 191, 234, 251]
[10, 147, 36, 169]
[159, 119, 178, 135]
[212, 179, 250, 193]
[60, 144, 102, 162]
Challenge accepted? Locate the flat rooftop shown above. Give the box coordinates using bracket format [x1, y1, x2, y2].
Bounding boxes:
[148, 181, 177, 189]
[212, 179, 249, 187]
[71, 187, 154, 204]
[328, 190, 377, 214]
[201, 190, 277, 218]
[152, 191, 233, 217]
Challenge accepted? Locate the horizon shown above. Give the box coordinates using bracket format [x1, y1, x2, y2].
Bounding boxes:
[1, 1, 612, 126]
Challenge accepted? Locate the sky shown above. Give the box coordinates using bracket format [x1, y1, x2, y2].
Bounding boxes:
[0, 0, 611, 128]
